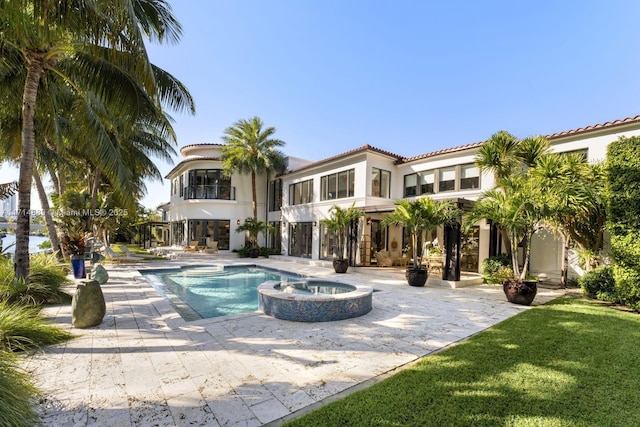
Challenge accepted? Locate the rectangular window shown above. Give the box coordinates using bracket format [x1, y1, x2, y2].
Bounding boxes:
[404, 174, 417, 197]
[268, 221, 281, 250]
[289, 179, 313, 205]
[268, 180, 282, 211]
[184, 169, 233, 200]
[371, 168, 391, 198]
[420, 170, 435, 194]
[289, 222, 313, 257]
[460, 164, 480, 190]
[320, 169, 355, 201]
[559, 148, 588, 161]
[187, 219, 230, 250]
[439, 167, 456, 192]
[179, 175, 184, 197]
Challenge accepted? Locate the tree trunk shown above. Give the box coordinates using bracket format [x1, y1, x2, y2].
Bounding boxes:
[33, 168, 63, 261]
[560, 232, 569, 288]
[251, 170, 258, 220]
[510, 235, 521, 279]
[520, 233, 532, 280]
[15, 53, 45, 280]
[88, 168, 101, 231]
[49, 169, 61, 197]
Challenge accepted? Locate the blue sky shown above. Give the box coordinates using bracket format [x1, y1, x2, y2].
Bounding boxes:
[3, 0, 640, 209]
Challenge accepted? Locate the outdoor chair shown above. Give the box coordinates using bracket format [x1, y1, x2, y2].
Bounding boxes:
[374, 250, 394, 267]
[103, 246, 144, 263]
[119, 245, 157, 259]
[183, 241, 200, 252]
[203, 238, 218, 254]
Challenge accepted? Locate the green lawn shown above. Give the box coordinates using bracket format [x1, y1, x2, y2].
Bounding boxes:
[286, 297, 640, 426]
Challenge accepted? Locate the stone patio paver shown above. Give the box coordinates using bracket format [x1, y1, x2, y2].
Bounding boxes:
[21, 257, 566, 426]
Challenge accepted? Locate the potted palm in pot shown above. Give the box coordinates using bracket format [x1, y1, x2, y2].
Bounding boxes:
[236, 218, 273, 258]
[382, 197, 459, 286]
[320, 203, 365, 273]
[61, 231, 87, 279]
[466, 173, 548, 304]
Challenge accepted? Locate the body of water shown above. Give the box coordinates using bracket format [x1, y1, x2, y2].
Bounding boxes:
[0, 234, 49, 254]
[142, 265, 306, 320]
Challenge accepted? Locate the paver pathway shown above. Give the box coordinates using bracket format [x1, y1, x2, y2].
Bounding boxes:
[22, 257, 566, 426]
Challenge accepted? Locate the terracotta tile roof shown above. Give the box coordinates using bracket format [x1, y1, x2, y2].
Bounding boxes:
[546, 115, 640, 139]
[284, 144, 403, 175]
[164, 157, 220, 178]
[180, 143, 223, 150]
[399, 141, 484, 164]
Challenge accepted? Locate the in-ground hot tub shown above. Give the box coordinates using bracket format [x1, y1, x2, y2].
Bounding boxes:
[258, 280, 373, 322]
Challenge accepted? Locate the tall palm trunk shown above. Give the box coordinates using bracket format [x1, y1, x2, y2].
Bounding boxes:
[15, 53, 45, 280]
[89, 168, 101, 231]
[251, 170, 258, 220]
[49, 168, 61, 196]
[33, 167, 63, 261]
[559, 231, 569, 288]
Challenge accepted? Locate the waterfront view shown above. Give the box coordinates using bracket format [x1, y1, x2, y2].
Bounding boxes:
[0, 234, 48, 255]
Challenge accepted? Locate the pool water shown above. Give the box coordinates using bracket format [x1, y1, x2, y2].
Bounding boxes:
[142, 265, 305, 320]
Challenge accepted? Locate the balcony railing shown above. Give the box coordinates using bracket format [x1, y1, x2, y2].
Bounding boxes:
[184, 185, 235, 200]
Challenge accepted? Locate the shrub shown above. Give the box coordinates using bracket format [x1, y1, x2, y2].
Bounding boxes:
[0, 300, 73, 353]
[0, 253, 71, 305]
[0, 351, 40, 427]
[606, 137, 640, 309]
[481, 254, 512, 284]
[579, 265, 617, 302]
[233, 247, 250, 258]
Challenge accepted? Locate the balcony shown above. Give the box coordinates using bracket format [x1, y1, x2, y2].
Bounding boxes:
[183, 185, 236, 200]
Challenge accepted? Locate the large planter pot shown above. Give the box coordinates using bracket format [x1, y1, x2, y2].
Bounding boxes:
[248, 248, 260, 258]
[503, 279, 538, 306]
[71, 255, 86, 279]
[333, 259, 349, 273]
[406, 267, 428, 287]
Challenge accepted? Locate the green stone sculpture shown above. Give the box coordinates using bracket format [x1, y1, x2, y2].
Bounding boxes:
[72, 279, 106, 328]
[92, 263, 109, 284]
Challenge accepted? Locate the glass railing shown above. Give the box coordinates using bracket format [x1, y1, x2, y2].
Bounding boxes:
[184, 185, 235, 200]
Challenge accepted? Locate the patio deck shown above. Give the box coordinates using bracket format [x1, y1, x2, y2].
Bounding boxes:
[22, 256, 567, 426]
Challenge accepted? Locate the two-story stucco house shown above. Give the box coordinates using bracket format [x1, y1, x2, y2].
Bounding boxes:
[163, 115, 640, 282]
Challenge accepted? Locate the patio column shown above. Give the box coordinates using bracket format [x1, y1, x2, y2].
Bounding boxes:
[443, 222, 461, 281]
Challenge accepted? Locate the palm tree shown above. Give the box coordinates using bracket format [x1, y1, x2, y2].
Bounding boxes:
[221, 117, 287, 220]
[320, 203, 365, 267]
[474, 132, 550, 257]
[467, 173, 549, 280]
[0, 1, 191, 279]
[236, 218, 274, 253]
[531, 153, 604, 285]
[382, 198, 459, 270]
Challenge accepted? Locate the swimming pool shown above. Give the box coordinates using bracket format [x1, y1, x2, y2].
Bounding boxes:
[142, 265, 305, 320]
[142, 264, 373, 322]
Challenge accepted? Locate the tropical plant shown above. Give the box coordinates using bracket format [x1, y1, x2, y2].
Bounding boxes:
[221, 117, 287, 219]
[0, 253, 71, 305]
[466, 173, 549, 280]
[606, 136, 640, 309]
[0, 350, 40, 427]
[60, 231, 86, 257]
[579, 265, 617, 302]
[1, 0, 192, 280]
[236, 218, 274, 249]
[481, 254, 513, 284]
[0, 300, 73, 353]
[320, 204, 365, 260]
[0, 182, 17, 201]
[530, 152, 604, 286]
[475, 132, 550, 257]
[382, 198, 459, 269]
